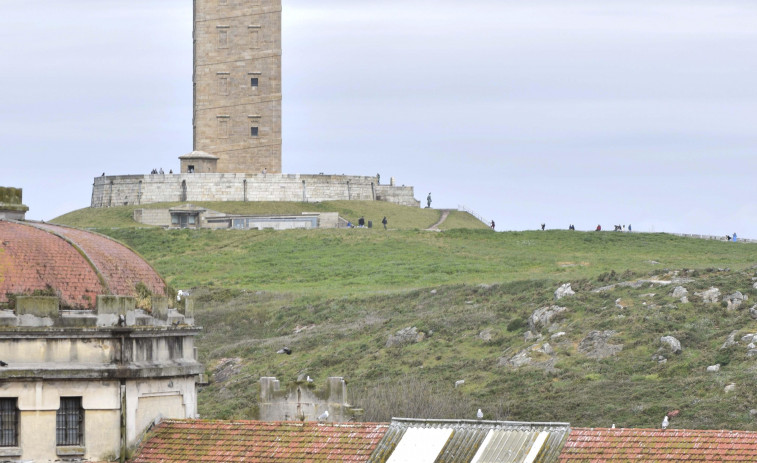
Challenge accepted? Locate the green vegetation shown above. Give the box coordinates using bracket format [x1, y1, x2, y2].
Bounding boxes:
[53, 204, 757, 429]
[85, 228, 757, 299]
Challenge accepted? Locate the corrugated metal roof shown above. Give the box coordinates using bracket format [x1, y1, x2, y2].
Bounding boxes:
[387, 427, 454, 463]
[368, 418, 570, 463]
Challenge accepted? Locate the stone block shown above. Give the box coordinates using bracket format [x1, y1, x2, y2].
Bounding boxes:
[152, 297, 169, 319]
[96, 295, 136, 315]
[16, 296, 59, 318]
[180, 298, 195, 319]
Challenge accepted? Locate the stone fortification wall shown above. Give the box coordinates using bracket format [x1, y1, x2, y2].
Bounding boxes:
[92, 174, 420, 208]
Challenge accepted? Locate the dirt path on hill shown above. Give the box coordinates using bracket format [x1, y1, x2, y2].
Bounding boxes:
[426, 209, 451, 231]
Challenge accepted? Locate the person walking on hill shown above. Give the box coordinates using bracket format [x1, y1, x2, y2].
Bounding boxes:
[382, 216, 388, 230]
[427, 193, 432, 208]
[490, 220, 495, 230]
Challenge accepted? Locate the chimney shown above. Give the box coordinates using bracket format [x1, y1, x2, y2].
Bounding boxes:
[0, 187, 29, 220]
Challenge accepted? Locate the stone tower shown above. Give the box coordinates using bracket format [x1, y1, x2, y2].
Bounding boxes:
[193, 0, 282, 173]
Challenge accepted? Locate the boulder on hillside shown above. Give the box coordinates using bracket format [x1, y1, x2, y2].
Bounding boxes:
[750, 305, 757, 320]
[386, 327, 425, 347]
[578, 331, 623, 359]
[672, 286, 689, 303]
[721, 331, 739, 350]
[724, 292, 747, 311]
[214, 357, 242, 383]
[661, 335, 682, 354]
[695, 287, 720, 303]
[528, 306, 568, 333]
[706, 364, 720, 372]
[500, 347, 534, 368]
[554, 283, 575, 301]
[478, 329, 493, 342]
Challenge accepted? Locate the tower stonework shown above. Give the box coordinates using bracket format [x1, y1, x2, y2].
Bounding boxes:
[193, 0, 282, 173]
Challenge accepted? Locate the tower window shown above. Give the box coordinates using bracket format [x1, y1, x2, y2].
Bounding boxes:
[56, 397, 83, 446]
[218, 29, 229, 48]
[251, 126, 259, 137]
[250, 77, 259, 88]
[218, 76, 229, 95]
[0, 399, 18, 447]
[218, 118, 230, 138]
[249, 26, 261, 49]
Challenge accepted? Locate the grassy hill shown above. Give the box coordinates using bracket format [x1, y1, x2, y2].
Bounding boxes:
[51, 205, 757, 429]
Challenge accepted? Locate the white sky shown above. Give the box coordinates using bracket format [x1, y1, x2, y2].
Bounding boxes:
[1, 1, 756, 236]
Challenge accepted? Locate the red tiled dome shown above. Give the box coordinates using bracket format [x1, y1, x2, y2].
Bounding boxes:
[0, 221, 167, 309]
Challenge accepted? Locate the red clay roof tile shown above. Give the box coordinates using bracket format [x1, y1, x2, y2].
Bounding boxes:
[560, 428, 757, 462]
[0, 221, 166, 309]
[132, 420, 389, 463]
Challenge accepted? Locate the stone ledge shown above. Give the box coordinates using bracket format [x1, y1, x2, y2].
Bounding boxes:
[0, 447, 22, 457]
[56, 446, 85, 456]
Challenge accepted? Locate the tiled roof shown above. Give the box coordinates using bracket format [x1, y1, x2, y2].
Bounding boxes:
[0, 221, 166, 309]
[369, 419, 570, 463]
[132, 420, 389, 463]
[559, 427, 757, 462]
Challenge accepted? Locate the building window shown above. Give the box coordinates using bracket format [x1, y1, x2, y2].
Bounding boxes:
[56, 397, 83, 446]
[250, 77, 259, 88]
[218, 117, 230, 138]
[218, 28, 229, 48]
[249, 26, 260, 48]
[250, 126, 259, 137]
[218, 76, 229, 95]
[0, 399, 18, 447]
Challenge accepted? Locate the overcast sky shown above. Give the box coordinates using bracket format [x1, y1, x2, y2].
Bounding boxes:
[2, 1, 756, 237]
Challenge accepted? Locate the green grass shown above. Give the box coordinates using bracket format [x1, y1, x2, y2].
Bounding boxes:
[52, 201, 467, 231]
[91, 228, 757, 299]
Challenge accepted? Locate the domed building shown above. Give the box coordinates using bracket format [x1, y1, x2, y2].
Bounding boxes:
[0, 187, 203, 462]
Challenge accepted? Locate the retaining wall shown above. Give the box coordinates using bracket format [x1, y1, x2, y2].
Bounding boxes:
[91, 173, 420, 208]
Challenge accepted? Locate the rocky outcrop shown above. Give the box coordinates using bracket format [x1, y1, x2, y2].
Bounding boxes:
[578, 331, 623, 359]
[554, 283, 575, 301]
[661, 336, 682, 354]
[386, 327, 425, 347]
[695, 287, 720, 304]
[672, 286, 689, 303]
[724, 292, 747, 311]
[721, 331, 739, 350]
[528, 306, 568, 333]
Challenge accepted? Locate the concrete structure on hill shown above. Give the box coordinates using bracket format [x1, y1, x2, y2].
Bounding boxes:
[90, 0, 420, 209]
[0, 213, 203, 462]
[134, 204, 343, 230]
